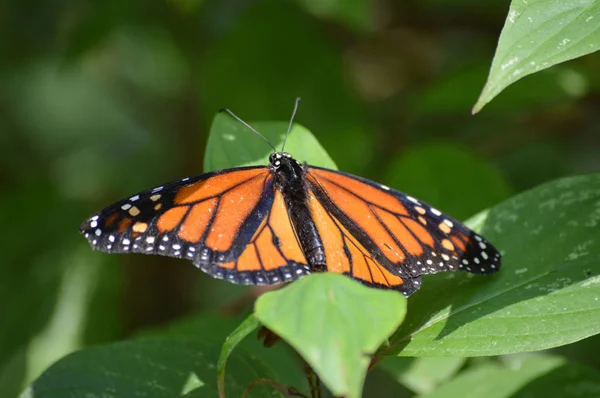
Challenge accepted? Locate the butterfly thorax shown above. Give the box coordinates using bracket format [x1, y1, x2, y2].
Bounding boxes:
[268, 151, 327, 270]
[269, 152, 306, 197]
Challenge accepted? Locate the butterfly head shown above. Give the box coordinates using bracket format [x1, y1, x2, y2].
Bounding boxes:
[269, 151, 305, 186]
[269, 152, 294, 170]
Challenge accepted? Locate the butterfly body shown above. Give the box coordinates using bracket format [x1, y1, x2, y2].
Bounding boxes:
[270, 152, 328, 270]
[81, 146, 501, 297]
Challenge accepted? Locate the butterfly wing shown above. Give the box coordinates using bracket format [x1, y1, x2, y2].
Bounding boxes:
[80, 166, 311, 285]
[306, 167, 501, 286]
[303, 187, 422, 295]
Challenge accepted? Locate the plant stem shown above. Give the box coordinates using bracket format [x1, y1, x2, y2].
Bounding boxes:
[304, 362, 322, 398]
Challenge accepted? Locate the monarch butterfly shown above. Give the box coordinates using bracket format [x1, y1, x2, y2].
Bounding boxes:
[80, 98, 500, 297]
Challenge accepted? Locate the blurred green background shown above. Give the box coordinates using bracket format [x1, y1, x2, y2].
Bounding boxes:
[2, 0, 600, 395]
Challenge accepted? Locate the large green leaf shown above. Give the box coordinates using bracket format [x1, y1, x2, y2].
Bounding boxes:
[204, 113, 337, 172]
[144, 314, 307, 395]
[420, 355, 600, 398]
[474, 0, 600, 112]
[21, 337, 280, 398]
[255, 273, 407, 398]
[388, 174, 600, 357]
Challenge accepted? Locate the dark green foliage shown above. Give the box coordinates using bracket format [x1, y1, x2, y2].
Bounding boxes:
[3, 0, 600, 397]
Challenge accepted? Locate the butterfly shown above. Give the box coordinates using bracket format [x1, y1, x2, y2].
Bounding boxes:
[80, 98, 501, 297]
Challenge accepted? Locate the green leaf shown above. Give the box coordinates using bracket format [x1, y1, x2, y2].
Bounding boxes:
[204, 113, 337, 172]
[380, 357, 466, 394]
[146, 314, 308, 395]
[255, 273, 407, 398]
[474, 0, 600, 112]
[416, 60, 578, 116]
[420, 355, 600, 398]
[21, 337, 280, 398]
[384, 143, 512, 221]
[389, 173, 600, 357]
[217, 314, 260, 398]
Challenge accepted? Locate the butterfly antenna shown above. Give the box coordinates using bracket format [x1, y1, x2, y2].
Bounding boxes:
[219, 108, 277, 152]
[281, 97, 301, 152]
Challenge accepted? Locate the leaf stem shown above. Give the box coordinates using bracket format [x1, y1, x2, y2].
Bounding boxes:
[304, 362, 322, 398]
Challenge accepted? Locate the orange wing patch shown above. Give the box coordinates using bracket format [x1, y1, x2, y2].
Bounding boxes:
[307, 191, 406, 289]
[205, 176, 266, 251]
[401, 218, 435, 249]
[220, 191, 308, 273]
[310, 169, 409, 216]
[451, 232, 468, 252]
[118, 218, 132, 233]
[178, 198, 218, 243]
[373, 208, 423, 256]
[104, 213, 119, 228]
[307, 192, 350, 274]
[309, 175, 407, 264]
[157, 206, 188, 233]
[174, 169, 268, 204]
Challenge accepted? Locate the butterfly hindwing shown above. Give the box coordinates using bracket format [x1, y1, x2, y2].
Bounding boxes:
[305, 189, 422, 295]
[212, 190, 311, 284]
[306, 167, 501, 280]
